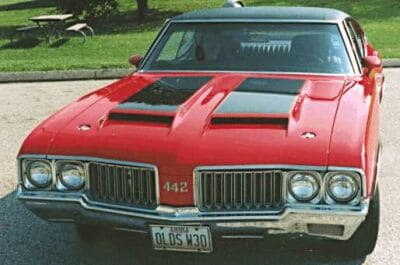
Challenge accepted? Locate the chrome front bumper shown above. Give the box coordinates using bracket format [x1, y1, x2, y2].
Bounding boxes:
[17, 186, 368, 241]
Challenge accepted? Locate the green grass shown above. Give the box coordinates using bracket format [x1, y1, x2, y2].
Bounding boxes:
[0, 0, 399, 72]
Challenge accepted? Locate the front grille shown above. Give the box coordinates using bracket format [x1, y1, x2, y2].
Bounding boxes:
[196, 170, 283, 211]
[88, 162, 157, 209]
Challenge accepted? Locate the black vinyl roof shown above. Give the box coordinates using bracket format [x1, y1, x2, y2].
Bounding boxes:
[172, 7, 349, 22]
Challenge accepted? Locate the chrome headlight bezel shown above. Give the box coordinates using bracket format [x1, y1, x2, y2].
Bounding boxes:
[286, 171, 322, 204]
[55, 161, 86, 191]
[325, 172, 362, 205]
[22, 159, 53, 190]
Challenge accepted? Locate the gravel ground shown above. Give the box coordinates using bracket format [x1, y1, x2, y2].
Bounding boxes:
[0, 70, 399, 265]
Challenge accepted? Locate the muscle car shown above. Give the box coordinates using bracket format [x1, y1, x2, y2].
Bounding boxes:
[17, 6, 384, 257]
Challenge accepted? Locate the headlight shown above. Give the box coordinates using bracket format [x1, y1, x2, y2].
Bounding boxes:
[26, 161, 52, 188]
[58, 162, 85, 190]
[288, 172, 320, 202]
[327, 173, 359, 203]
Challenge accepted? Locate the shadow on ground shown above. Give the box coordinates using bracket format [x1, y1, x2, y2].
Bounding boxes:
[1, 38, 40, 49]
[0, 0, 54, 11]
[49, 38, 70, 48]
[0, 190, 366, 265]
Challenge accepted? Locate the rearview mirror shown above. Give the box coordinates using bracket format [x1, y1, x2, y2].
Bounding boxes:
[129, 54, 143, 68]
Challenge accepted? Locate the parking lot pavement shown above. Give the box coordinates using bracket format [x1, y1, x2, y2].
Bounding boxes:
[0, 70, 399, 265]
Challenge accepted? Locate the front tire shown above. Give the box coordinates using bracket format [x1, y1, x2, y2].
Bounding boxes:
[331, 185, 380, 258]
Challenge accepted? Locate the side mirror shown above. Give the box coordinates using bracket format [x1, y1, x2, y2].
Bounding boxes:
[128, 54, 143, 68]
[362, 55, 382, 72]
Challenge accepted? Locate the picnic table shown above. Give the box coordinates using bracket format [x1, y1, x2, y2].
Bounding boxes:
[29, 14, 73, 43]
[11, 13, 94, 44]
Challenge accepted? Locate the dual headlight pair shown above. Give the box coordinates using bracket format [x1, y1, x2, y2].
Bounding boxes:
[287, 171, 361, 204]
[22, 160, 85, 191]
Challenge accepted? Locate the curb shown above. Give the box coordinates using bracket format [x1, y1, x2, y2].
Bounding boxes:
[0, 68, 133, 83]
[383, 59, 400, 68]
[0, 59, 399, 83]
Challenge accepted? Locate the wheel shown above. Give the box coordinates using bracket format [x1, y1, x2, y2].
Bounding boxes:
[330, 185, 380, 258]
[75, 223, 100, 243]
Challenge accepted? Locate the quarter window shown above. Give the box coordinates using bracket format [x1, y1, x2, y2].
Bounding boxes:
[346, 19, 365, 60]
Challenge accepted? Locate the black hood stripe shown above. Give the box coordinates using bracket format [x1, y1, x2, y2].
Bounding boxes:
[116, 76, 212, 112]
[216, 78, 304, 115]
[236, 78, 304, 94]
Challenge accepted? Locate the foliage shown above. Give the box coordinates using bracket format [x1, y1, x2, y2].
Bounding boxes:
[54, 0, 118, 19]
[0, 0, 399, 72]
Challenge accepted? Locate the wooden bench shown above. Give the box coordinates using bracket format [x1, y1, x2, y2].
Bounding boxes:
[10, 25, 40, 42]
[66, 23, 95, 43]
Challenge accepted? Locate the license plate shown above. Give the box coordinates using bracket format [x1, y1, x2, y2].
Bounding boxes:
[150, 225, 212, 253]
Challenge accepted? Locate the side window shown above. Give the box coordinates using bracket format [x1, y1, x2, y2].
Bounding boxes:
[346, 19, 365, 60]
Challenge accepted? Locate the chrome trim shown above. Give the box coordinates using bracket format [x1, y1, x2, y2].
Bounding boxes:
[83, 194, 157, 214]
[286, 171, 323, 204]
[193, 165, 325, 210]
[87, 161, 158, 207]
[156, 206, 200, 217]
[324, 171, 362, 205]
[21, 159, 53, 190]
[19, 155, 368, 216]
[195, 169, 284, 211]
[113, 227, 148, 234]
[18, 154, 47, 160]
[221, 235, 264, 239]
[195, 165, 327, 171]
[194, 165, 368, 210]
[171, 19, 344, 24]
[55, 160, 86, 191]
[18, 155, 160, 207]
[340, 19, 363, 74]
[327, 166, 367, 198]
[216, 210, 364, 240]
[17, 185, 368, 223]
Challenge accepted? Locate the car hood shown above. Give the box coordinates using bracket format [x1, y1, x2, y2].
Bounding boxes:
[20, 72, 354, 205]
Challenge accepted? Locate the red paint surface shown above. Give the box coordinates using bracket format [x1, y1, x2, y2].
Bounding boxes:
[19, 69, 382, 205]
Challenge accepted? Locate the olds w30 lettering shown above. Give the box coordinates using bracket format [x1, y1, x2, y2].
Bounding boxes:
[17, 6, 383, 257]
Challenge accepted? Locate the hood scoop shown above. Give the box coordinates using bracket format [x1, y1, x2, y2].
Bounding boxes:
[114, 76, 212, 112]
[211, 116, 288, 126]
[107, 76, 213, 125]
[108, 111, 175, 124]
[211, 78, 304, 126]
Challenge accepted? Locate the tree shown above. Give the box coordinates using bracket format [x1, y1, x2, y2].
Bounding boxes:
[136, 0, 149, 20]
[55, 0, 118, 19]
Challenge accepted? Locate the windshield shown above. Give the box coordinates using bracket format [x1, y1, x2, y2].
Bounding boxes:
[142, 23, 352, 74]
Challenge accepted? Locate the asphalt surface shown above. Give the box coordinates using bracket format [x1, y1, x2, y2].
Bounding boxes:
[0, 70, 399, 265]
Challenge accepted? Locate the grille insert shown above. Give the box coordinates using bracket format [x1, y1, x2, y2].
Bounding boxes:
[88, 162, 157, 209]
[196, 170, 283, 211]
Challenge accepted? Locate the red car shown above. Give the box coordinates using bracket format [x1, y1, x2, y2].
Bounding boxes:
[17, 6, 383, 257]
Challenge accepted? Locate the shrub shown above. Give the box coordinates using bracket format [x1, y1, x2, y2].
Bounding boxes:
[54, 0, 118, 19]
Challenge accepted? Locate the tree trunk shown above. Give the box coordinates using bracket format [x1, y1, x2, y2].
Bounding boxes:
[137, 0, 148, 20]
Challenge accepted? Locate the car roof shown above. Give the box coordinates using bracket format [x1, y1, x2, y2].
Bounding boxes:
[171, 7, 349, 22]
